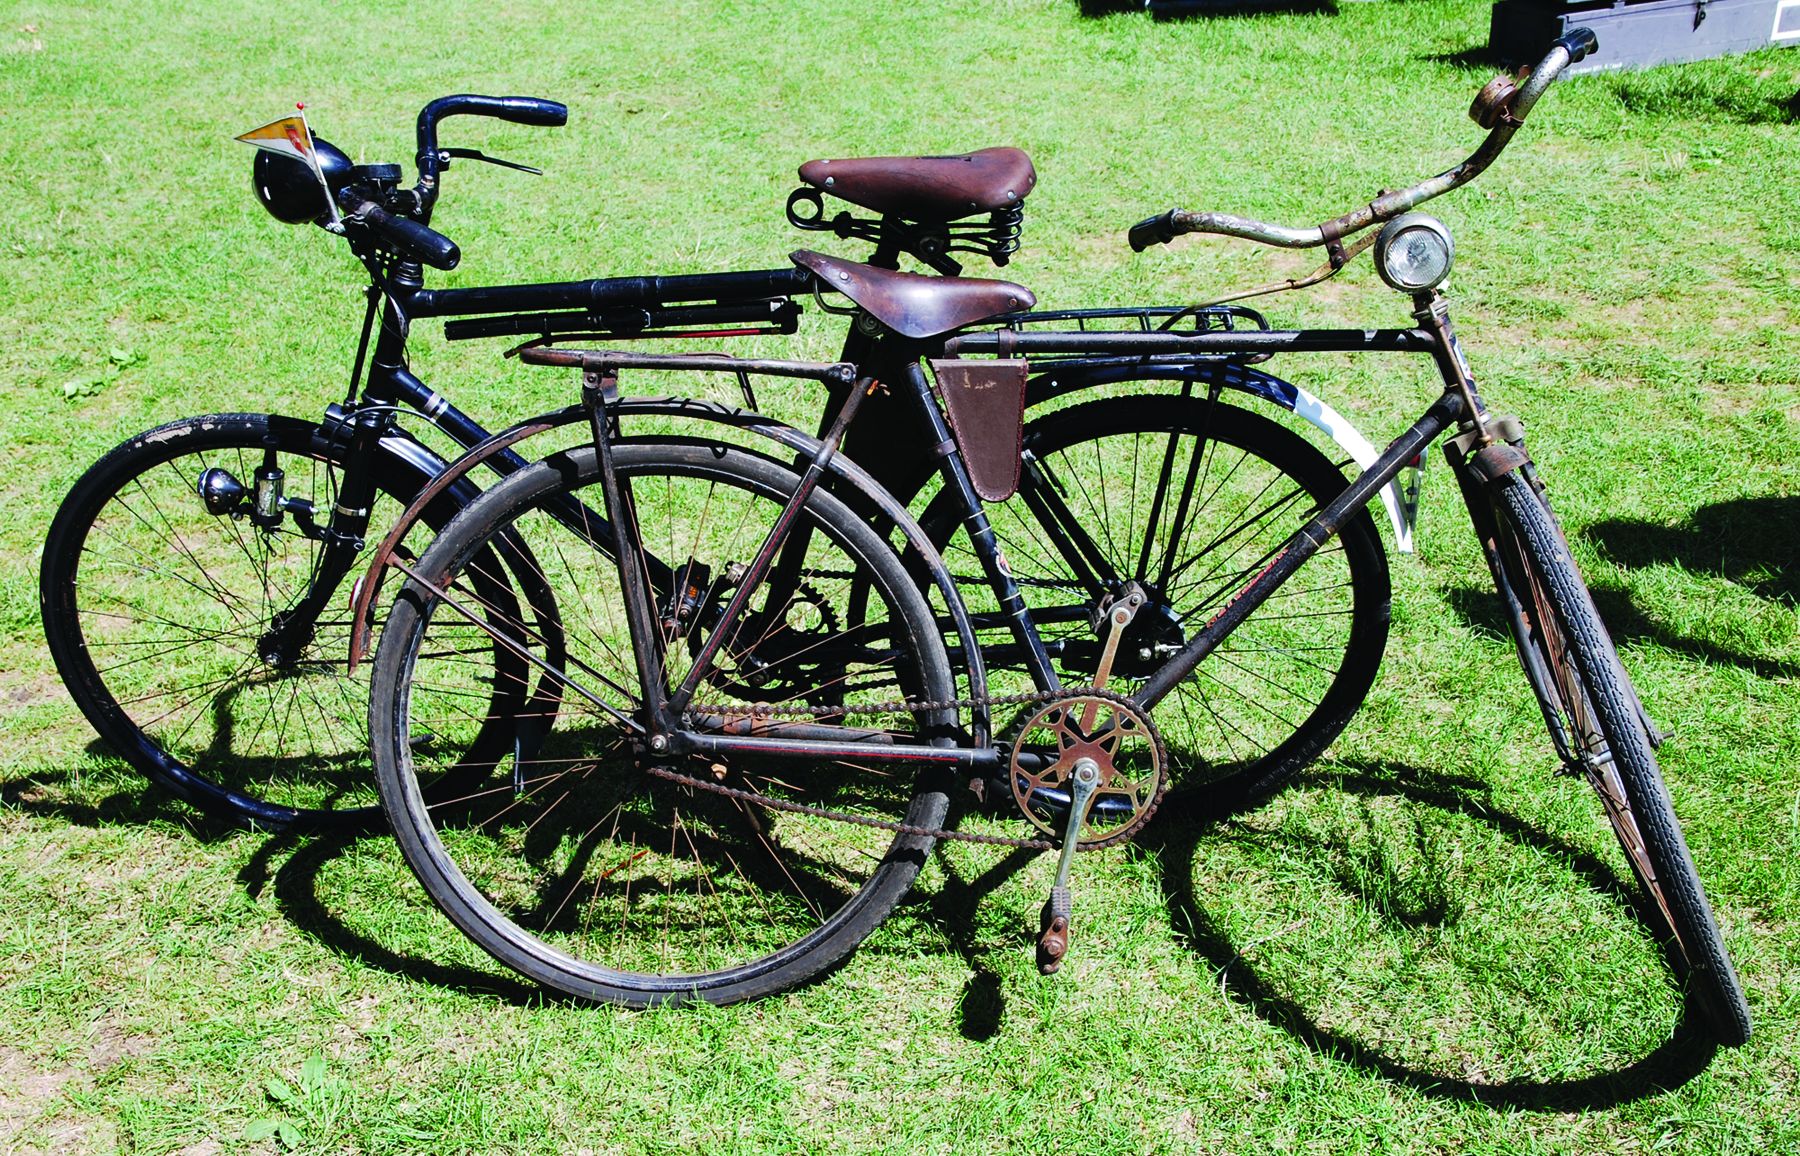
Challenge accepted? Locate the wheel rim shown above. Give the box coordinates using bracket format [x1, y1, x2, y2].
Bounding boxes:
[386, 445, 950, 993]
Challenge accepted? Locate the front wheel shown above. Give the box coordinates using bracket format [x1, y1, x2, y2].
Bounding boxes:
[1491, 470, 1751, 1046]
[370, 440, 958, 1006]
[40, 413, 541, 830]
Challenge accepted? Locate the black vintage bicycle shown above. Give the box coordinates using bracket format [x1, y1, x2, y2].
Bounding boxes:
[37, 93, 811, 830]
[42, 86, 1407, 831]
[363, 32, 1752, 1044]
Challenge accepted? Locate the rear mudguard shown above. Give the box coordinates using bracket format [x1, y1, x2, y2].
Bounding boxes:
[1028, 361, 1419, 553]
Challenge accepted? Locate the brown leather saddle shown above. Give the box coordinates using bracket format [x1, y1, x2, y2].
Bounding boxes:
[789, 149, 1037, 274]
[791, 249, 1032, 339]
[791, 250, 1032, 501]
[797, 148, 1036, 222]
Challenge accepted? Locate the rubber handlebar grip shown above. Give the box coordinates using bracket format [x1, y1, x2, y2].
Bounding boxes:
[356, 202, 461, 270]
[483, 96, 568, 127]
[1128, 209, 1181, 252]
[1555, 28, 1598, 64]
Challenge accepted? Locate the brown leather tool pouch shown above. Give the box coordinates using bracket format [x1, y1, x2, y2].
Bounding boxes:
[928, 358, 1029, 502]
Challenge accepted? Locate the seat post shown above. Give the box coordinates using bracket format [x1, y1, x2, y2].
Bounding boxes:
[869, 225, 902, 271]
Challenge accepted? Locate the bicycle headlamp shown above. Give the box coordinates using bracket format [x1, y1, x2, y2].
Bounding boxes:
[1374, 212, 1454, 293]
[252, 134, 353, 225]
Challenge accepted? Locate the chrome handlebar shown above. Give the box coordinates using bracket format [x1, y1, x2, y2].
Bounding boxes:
[1128, 29, 1598, 253]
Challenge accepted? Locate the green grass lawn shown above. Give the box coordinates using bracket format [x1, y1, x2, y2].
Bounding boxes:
[3, 0, 1798, 1152]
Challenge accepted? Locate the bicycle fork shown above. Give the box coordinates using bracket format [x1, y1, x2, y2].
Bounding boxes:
[194, 411, 391, 668]
[1427, 280, 1666, 765]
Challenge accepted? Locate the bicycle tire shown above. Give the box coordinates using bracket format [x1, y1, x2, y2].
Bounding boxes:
[1491, 470, 1752, 1046]
[41, 413, 537, 830]
[371, 440, 956, 1006]
[918, 394, 1390, 810]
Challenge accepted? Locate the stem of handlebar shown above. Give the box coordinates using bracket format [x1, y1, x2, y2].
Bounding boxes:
[1133, 30, 1596, 253]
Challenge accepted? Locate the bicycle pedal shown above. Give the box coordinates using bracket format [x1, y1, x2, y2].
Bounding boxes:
[1036, 885, 1072, 975]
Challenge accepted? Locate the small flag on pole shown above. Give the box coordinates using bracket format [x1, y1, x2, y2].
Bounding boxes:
[235, 104, 340, 224]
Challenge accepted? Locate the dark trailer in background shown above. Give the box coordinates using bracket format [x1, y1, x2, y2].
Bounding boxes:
[1492, 0, 1800, 70]
[1136, 0, 1798, 71]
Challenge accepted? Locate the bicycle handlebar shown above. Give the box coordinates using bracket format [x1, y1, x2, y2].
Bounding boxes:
[344, 197, 461, 270]
[1128, 29, 1598, 253]
[414, 93, 568, 201]
[417, 94, 567, 162]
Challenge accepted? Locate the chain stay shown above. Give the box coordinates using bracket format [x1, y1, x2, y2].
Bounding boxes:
[669, 685, 1121, 851]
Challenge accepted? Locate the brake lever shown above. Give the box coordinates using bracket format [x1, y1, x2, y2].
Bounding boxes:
[439, 147, 542, 175]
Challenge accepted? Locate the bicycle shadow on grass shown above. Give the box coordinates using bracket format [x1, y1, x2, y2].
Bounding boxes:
[0, 758, 557, 1003]
[916, 837, 1041, 1041]
[240, 829, 547, 1007]
[1143, 759, 1719, 1111]
[0, 772, 624, 1007]
[1, 757, 248, 844]
[1586, 495, 1799, 608]
[1444, 580, 1799, 682]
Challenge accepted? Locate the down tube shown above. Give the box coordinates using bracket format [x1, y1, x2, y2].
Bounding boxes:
[1131, 391, 1463, 711]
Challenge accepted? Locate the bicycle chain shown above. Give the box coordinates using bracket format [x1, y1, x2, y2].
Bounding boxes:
[665, 686, 1134, 851]
[644, 763, 1056, 850]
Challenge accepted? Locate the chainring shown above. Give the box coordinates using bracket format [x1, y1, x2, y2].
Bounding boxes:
[1008, 690, 1166, 849]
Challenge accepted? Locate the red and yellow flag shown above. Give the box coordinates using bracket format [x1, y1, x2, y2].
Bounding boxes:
[235, 108, 340, 224]
[238, 115, 315, 159]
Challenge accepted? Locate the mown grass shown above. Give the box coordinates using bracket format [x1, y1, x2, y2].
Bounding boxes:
[2, 0, 1798, 1152]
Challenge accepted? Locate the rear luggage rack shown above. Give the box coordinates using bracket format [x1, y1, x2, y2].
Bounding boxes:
[994, 303, 1275, 367]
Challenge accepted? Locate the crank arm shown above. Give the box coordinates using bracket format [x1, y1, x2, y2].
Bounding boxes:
[1037, 756, 1102, 974]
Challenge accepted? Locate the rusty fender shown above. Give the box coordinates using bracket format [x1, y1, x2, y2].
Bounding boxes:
[343, 396, 994, 743]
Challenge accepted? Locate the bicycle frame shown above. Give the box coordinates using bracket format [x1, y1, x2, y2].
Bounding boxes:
[525, 289, 1486, 780]
[943, 294, 1473, 718]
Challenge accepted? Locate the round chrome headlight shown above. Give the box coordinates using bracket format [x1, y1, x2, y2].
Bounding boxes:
[1374, 212, 1454, 293]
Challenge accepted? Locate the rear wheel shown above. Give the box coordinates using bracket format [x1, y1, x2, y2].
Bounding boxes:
[1491, 470, 1751, 1046]
[920, 395, 1390, 810]
[371, 441, 956, 1006]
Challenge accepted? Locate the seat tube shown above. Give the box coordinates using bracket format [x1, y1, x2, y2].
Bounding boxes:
[582, 372, 671, 729]
[901, 361, 1060, 692]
